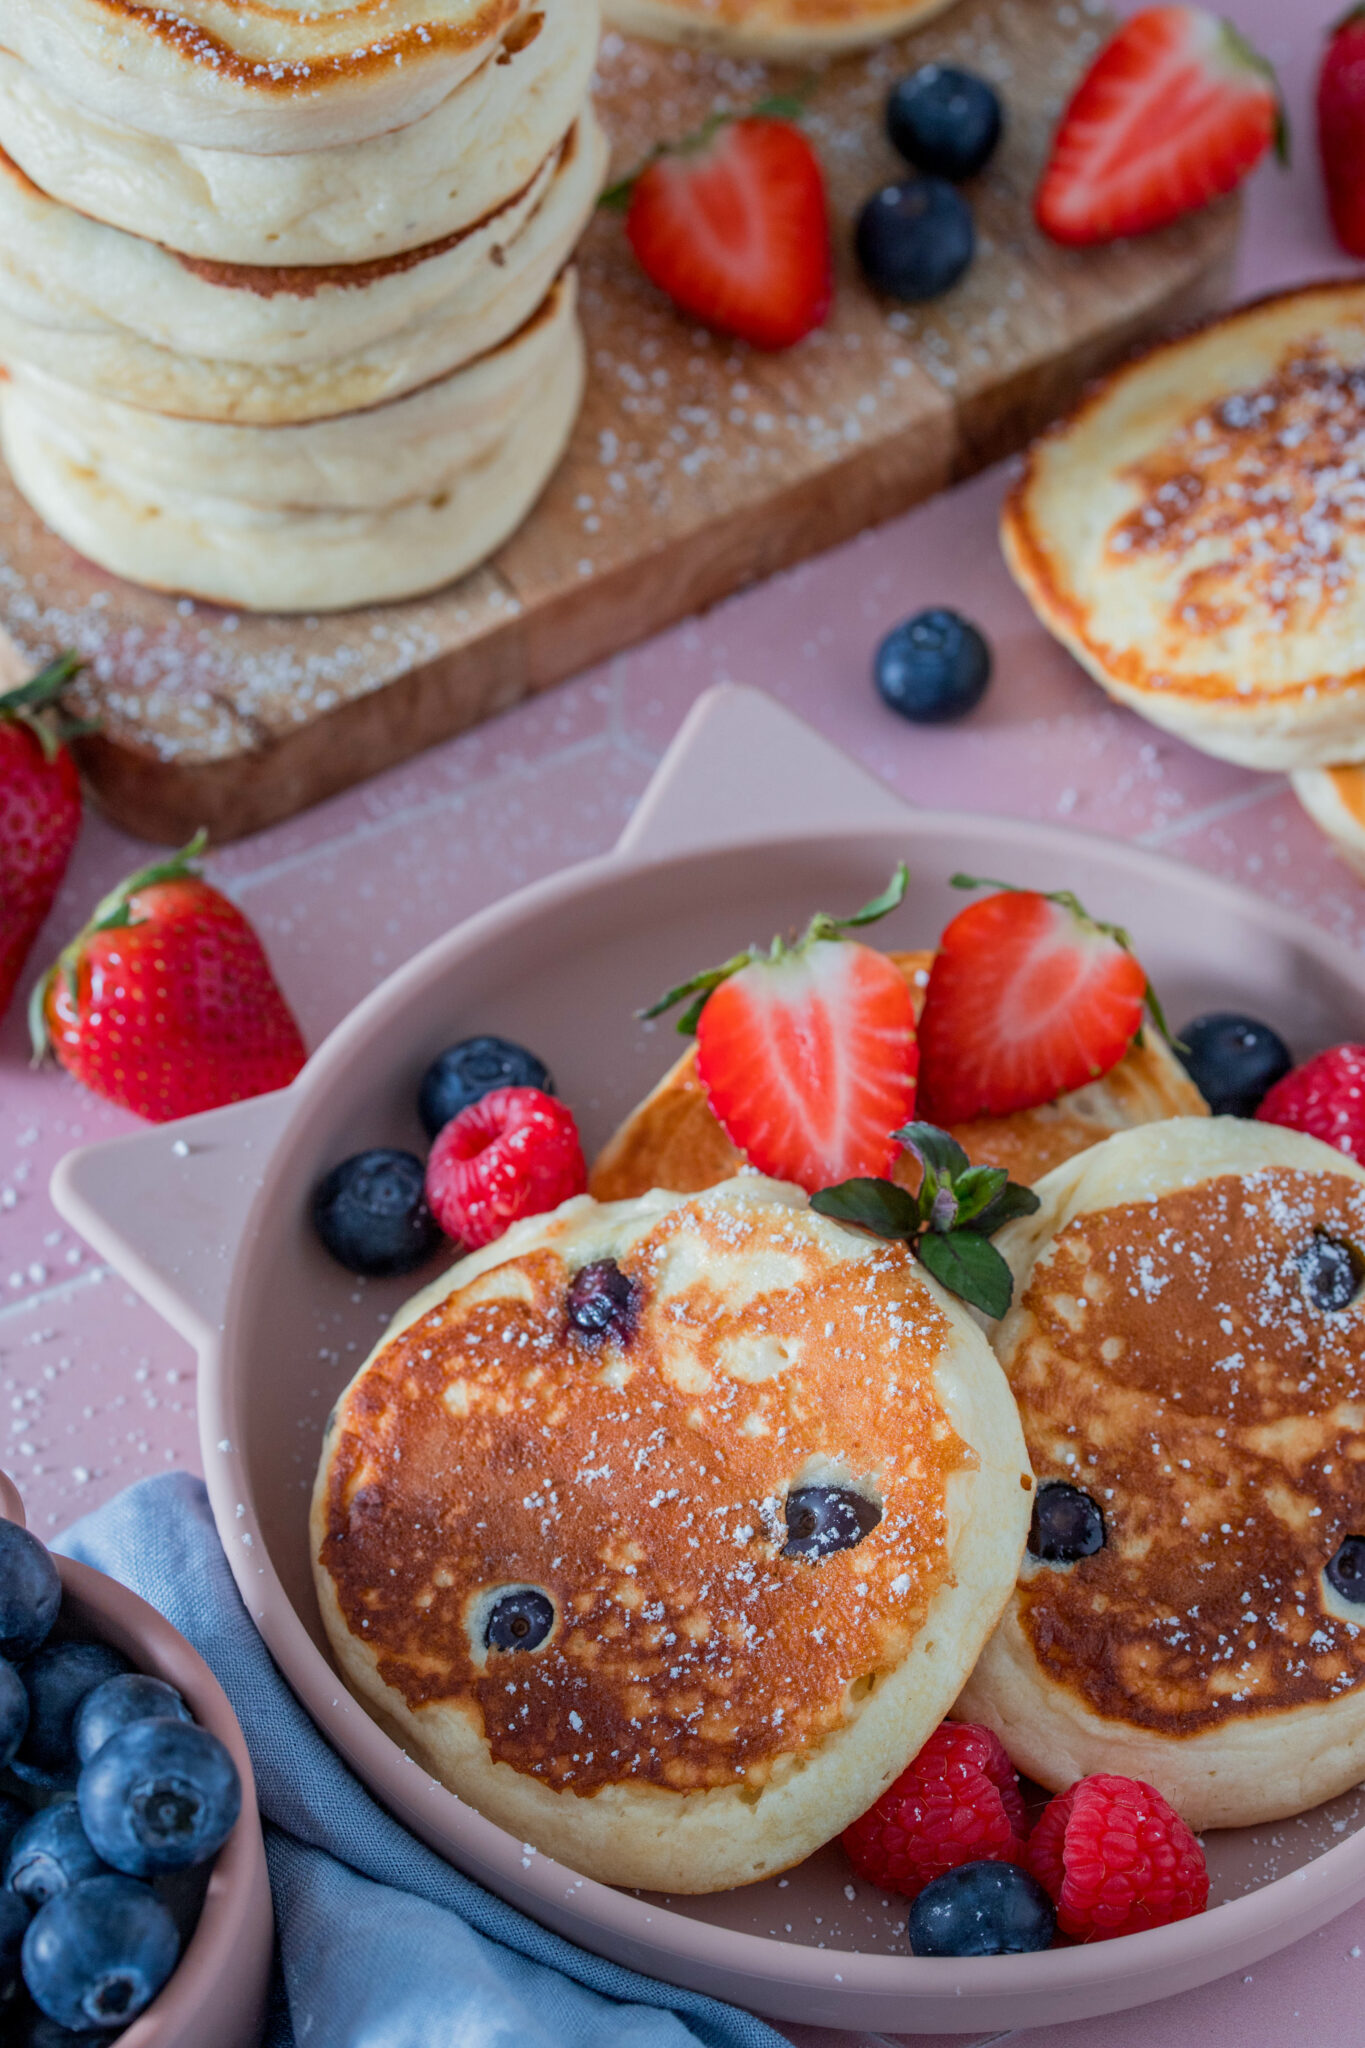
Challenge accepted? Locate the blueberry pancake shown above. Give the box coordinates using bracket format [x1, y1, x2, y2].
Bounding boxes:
[959, 1117, 1365, 1830]
[312, 1175, 1031, 1891]
[590, 950, 1207, 1203]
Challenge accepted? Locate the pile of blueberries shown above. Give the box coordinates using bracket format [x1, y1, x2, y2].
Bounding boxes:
[311, 1033, 551, 1278]
[856, 63, 1001, 306]
[0, 1520, 241, 2042]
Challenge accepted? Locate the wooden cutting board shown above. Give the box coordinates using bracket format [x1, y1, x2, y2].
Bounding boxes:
[0, 0, 1239, 843]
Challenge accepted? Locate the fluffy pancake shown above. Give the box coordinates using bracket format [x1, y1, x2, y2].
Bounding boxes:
[958, 1117, 1365, 1830]
[0, 276, 584, 612]
[0, 3, 596, 265]
[1003, 282, 1365, 772]
[0, 115, 605, 425]
[590, 950, 1207, 1203]
[1292, 765, 1365, 881]
[312, 1176, 1032, 1892]
[0, 0, 536, 153]
[602, 0, 958, 56]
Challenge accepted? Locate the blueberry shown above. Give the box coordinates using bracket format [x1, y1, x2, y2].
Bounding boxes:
[1327, 1536, 1365, 1605]
[77, 1720, 241, 1878]
[0, 1794, 29, 1867]
[0, 1526, 61, 1667]
[1297, 1233, 1364, 1313]
[419, 1036, 553, 1139]
[0, 1659, 28, 1773]
[484, 1590, 555, 1654]
[566, 1260, 638, 1344]
[1028, 1481, 1105, 1564]
[24, 2014, 120, 2048]
[875, 609, 992, 724]
[856, 177, 974, 302]
[908, 1860, 1056, 1956]
[22, 1874, 179, 2032]
[782, 1486, 880, 1561]
[73, 1678, 192, 1769]
[887, 65, 1003, 182]
[17, 1646, 129, 1782]
[0, 1885, 25, 1999]
[311, 1149, 443, 1278]
[1176, 1012, 1291, 1117]
[6, 1804, 110, 1911]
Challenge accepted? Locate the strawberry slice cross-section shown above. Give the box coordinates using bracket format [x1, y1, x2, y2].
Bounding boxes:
[642, 866, 919, 1192]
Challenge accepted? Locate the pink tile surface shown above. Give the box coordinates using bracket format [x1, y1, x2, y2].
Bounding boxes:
[2, 0, 1365, 2039]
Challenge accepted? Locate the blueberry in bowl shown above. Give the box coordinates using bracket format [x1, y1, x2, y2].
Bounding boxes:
[418, 1034, 553, 1138]
[311, 1148, 443, 1278]
[0, 1472, 270, 2048]
[887, 65, 1003, 182]
[1176, 1011, 1291, 1117]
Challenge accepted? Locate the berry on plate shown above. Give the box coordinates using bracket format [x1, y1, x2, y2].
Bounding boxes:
[917, 877, 1156, 1126]
[642, 867, 919, 1193]
[1257, 1044, 1365, 1161]
[312, 1149, 443, 1278]
[0, 651, 84, 1023]
[908, 1859, 1056, 1956]
[425, 1085, 587, 1250]
[855, 176, 974, 301]
[32, 832, 306, 1123]
[419, 1034, 553, 1138]
[1035, 6, 1281, 247]
[1027, 1773, 1208, 1940]
[1176, 1010, 1290, 1117]
[22, 1873, 180, 2032]
[875, 609, 992, 724]
[615, 114, 832, 350]
[0, 1519, 60, 1664]
[1318, 8, 1365, 257]
[887, 65, 1003, 182]
[842, 1721, 1028, 1898]
[78, 1719, 242, 1878]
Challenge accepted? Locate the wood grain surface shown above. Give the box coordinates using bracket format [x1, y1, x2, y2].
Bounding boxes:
[0, 0, 1239, 842]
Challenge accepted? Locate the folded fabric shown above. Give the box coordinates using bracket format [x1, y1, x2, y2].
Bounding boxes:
[59, 1472, 793, 2048]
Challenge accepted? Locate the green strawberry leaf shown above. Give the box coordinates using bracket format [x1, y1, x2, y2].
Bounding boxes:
[810, 1177, 922, 1239]
[810, 861, 909, 940]
[916, 1230, 1015, 1320]
[638, 952, 753, 1031]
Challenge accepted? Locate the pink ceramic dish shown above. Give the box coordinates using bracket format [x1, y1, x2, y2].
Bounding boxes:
[0, 1470, 272, 2048]
[50, 688, 1365, 2034]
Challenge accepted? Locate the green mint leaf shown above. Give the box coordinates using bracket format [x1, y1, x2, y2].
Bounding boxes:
[967, 1181, 1042, 1237]
[894, 1121, 971, 1185]
[949, 1164, 1010, 1227]
[811, 1177, 922, 1240]
[916, 1230, 1015, 1318]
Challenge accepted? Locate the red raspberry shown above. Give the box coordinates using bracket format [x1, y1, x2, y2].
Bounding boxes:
[1027, 1774, 1208, 1942]
[1257, 1044, 1365, 1161]
[842, 1721, 1028, 1898]
[425, 1086, 587, 1249]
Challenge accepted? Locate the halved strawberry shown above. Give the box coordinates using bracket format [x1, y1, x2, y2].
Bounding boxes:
[620, 115, 832, 351]
[643, 868, 918, 1191]
[1035, 6, 1281, 248]
[917, 880, 1153, 1125]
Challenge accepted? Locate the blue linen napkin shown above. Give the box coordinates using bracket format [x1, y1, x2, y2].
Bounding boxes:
[58, 1473, 794, 2048]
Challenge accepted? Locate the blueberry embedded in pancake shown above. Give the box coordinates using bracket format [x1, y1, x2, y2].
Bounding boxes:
[959, 1117, 1365, 1830]
[312, 1176, 1031, 1892]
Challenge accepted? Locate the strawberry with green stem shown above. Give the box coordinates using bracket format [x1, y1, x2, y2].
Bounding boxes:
[32, 831, 306, 1122]
[0, 651, 87, 1020]
[642, 864, 920, 1191]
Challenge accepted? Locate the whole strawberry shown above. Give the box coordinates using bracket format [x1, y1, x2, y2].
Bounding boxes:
[0, 651, 85, 1020]
[32, 833, 306, 1121]
[1319, 9, 1365, 256]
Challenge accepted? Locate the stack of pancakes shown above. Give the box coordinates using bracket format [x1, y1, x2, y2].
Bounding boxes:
[0, 0, 606, 612]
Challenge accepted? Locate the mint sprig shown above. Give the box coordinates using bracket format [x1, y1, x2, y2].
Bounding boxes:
[811, 1121, 1039, 1318]
[641, 862, 910, 1035]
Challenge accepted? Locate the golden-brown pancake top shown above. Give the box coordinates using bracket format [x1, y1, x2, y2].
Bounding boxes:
[319, 1194, 975, 1795]
[1010, 1167, 1365, 1737]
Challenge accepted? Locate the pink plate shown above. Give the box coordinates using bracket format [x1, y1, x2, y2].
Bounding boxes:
[49, 687, 1365, 2034]
[0, 1470, 272, 2048]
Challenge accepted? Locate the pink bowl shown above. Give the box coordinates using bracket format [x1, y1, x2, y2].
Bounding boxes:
[0, 1470, 272, 2048]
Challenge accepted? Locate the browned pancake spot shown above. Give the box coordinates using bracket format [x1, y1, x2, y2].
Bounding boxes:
[321, 1200, 970, 1794]
[1011, 1169, 1365, 1736]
